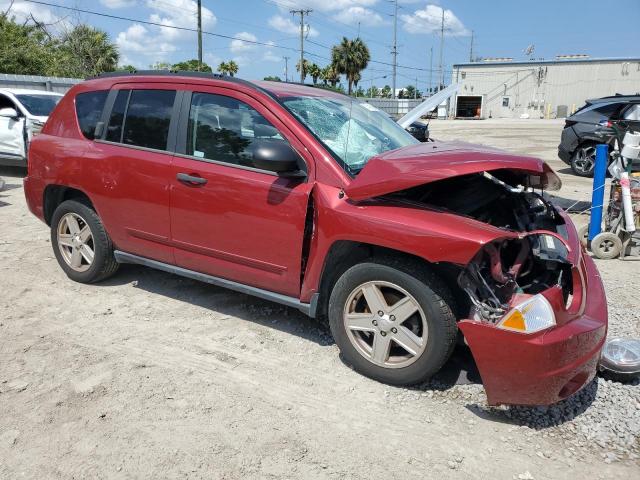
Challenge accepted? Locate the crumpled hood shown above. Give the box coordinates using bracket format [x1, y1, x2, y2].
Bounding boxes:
[345, 141, 562, 201]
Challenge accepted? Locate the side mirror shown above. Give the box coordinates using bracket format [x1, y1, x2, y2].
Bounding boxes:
[0, 107, 19, 118]
[252, 139, 306, 177]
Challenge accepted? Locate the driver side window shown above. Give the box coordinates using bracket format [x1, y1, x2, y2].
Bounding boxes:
[186, 92, 286, 170]
[0, 94, 19, 114]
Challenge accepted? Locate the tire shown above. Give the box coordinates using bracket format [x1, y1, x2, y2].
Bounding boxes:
[570, 143, 596, 177]
[328, 259, 457, 386]
[590, 232, 622, 260]
[50, 199, 119, 283]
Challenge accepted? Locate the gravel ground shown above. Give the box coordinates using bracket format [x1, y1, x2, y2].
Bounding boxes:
[1, 119, 639, 479]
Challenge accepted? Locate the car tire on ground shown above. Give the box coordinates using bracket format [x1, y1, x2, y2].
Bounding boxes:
[50, 199, 119, 283]
[328, 259, 457, 386]
[570, 143, 596, 177]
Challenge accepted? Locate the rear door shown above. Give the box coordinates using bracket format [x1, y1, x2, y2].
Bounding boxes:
[92, 85, 181, 264]
[0, 93, 26, 160]
[169, 87, 313, 297]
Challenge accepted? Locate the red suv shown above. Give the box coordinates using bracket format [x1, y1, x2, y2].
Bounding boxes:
[24, 72, 607, 406]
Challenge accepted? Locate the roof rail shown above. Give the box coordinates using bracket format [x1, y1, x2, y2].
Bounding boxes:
[88, 70, 238, 82]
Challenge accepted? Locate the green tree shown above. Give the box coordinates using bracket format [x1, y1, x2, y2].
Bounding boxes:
[118, 64, 137, 72]
[296, 59, 310, 82]
[330, 37, 370, 95]
[307, 63, 321, 85]
[0, 12, 53, 75]
[263, 75, 282, 81]
[217, 61, 239, 76]
[320, 64, 339, 87]
[172, 59, 212, 72]
[354, 86, 365, 97]
[366, 85, 379, 98]
[381, 85, 392, 98]
[52, 24, 119, 77]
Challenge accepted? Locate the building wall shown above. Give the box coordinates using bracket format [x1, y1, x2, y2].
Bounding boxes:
[0, 74, 82, 93]
[451, 59, 640, 119]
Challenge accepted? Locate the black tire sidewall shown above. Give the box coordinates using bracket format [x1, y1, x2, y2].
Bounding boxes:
[328, 262, 456, 386]
[50, 200, 112, 283]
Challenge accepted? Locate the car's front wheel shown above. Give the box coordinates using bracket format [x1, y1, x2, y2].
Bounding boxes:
[50, 199, 119, 283]
[570, 143, 596, 177]
[328, 260, 457, 386]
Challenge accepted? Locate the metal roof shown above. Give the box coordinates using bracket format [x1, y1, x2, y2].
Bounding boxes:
[453, 57, 640, 68]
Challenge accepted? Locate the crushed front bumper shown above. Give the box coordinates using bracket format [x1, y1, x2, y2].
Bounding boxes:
[459, 254, 607, 406]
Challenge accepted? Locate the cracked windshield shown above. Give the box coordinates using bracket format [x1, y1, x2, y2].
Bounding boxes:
[282, 95, 418, 175]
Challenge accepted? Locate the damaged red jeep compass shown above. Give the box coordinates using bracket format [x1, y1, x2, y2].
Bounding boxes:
[24, 72, 607, 406]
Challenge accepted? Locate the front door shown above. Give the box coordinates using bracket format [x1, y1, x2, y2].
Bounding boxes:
[169, 89, 313, 297]
[0, 94, 26, 160]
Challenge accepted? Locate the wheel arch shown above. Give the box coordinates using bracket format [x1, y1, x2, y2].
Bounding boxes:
[313, 240, 467, 320]
[43, 184, 94, 226]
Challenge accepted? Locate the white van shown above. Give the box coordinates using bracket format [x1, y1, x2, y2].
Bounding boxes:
[0, 89, 63, 167]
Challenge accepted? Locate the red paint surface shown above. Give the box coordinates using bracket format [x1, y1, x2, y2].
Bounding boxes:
[24, 75, 607, 406]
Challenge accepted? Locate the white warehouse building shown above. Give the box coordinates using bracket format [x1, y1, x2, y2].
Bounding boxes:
[450, 56, 640, 119]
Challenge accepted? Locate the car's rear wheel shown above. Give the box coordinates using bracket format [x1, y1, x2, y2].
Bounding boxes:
[328, 260, 457, 386]
[51, 199, 119, 283]
[570, 143, 596, 177]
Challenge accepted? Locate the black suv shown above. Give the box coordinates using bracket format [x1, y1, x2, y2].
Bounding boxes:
[558, 95, 640, 177]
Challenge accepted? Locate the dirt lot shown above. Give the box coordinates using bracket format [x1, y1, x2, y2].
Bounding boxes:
[1, 119, 638, 479]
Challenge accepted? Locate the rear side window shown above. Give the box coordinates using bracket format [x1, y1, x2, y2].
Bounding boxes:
[105, 89, 176, 151]
[75, 91, 108, 140]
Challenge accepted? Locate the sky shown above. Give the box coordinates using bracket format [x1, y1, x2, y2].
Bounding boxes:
[2, 0, 640, 92]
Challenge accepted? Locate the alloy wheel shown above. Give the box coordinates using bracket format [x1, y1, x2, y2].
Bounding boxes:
[343, 281, 428, 368]
[57, 212, 95, 272]
[573, 145, 596, 174]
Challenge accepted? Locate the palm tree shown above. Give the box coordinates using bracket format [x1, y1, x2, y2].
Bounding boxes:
[330, 37, 370, 95]
[296, 59, 310, 82]
[218, 60, 239, 77]
[57, 24, 119, 77]
[307, 63, 321, 85]
[321, 64, 339, 87]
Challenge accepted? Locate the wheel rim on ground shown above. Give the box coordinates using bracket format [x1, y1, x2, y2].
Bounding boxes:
[57, 212, 95, 272]
[574, 146, 596, 174]
[591, 232, 623, 259]
[343, 281, 428, 369]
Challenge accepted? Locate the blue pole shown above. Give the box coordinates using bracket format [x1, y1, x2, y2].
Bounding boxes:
[588, 144, 608, 241]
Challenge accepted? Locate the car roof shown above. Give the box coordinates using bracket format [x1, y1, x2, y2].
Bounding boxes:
[0, 88, 63, 96]
[586, 94, 640, 104]
[254, 80, 347, 100]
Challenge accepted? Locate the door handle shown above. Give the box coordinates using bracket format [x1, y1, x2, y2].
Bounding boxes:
[177, 172, 207, 185]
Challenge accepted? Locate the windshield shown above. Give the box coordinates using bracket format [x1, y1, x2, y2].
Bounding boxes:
[281, 95, 418, 175]
[15, 94, 61, 116]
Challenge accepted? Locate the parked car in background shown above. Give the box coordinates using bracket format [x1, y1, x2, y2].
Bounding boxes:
[558, 94, 640, 177]
[24, 72, 607, 406]
[0, 89, 63, 167]
[405, 121, 430, 142]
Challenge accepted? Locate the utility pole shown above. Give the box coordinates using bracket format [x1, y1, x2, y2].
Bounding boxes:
[283, 56, 289, 82]
[429, 46, 433, 95]
[415, 77, 418, 99]
[469, 30, 474, 62]
[196, 0, 203, 71]
[291, 9, 312, 84]
[438, 9, 445, 90]
[391, 0, 398, 99]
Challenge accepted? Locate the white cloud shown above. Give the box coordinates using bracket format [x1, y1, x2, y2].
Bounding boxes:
[268, 15, 319, 38]
[332, 7, 385, 27]
[99, 0, 136, 8]
[114, 0, 217, 66]
[116, 23, 177, 60]
[273, 0, 378, 14]
[263, 42, 281, 62]
[400, 4, 469, 36]
[0, 0, 62, 26]
[230, 32, 258, 54]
